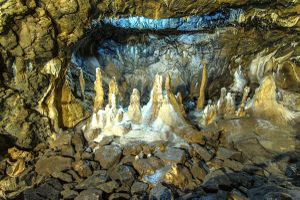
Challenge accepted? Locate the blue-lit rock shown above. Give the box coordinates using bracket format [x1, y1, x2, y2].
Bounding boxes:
[102, 9, 243, 31]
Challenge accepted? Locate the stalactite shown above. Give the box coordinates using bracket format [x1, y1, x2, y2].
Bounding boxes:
[197, 62, 208, 110]
[93, 68, 104, 112]
[79, 69, 85, 100]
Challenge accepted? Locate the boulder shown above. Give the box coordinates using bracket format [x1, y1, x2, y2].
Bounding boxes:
[149, 184, 174, 200]
[155, 147, 186, 165]
[131, 181, 148, 194]
[35, 156, 72, 176]
[75, 189, 103, 200]
[23, 179, 63, 200]
[94, 145, 122, 169]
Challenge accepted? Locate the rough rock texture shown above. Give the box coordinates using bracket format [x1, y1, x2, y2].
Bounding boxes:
[0, 0, 299, 148]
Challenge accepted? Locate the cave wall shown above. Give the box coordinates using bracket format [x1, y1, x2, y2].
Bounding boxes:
[0, 0, 299, 148]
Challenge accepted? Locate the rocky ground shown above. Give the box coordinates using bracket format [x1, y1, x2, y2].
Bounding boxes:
[0, 117, 299, 200]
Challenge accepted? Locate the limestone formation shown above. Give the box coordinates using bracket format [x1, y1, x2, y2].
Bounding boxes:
[108, 78, 119, 108]
[165, 73, 186, 119]
[197, 62, 208, 110]
[79, 69, 85, 100]
[61, 80, 87, 128]
[128, 89, 142, 124]
[93, 68, 104, 112]
[237, 86, 250, 117]
[202, 104, 218, 126]
[148, 74, 163, 122]
[248, 75, 299, 125]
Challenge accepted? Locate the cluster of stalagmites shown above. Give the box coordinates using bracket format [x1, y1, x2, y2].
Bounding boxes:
[83, 66, 196, 145]
[77, 61, 299, 145]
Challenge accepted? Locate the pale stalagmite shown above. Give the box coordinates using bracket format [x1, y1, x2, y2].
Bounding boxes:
[108, 77, 119, 107]
[150, 74, 163, 122]
[93, 68, 104, 112]
[128, 88, 142, 124]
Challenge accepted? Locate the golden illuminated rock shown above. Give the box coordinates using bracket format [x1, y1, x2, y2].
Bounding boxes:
[128, 88, 142, 124]
[61, 80, 87, 128]
[165, 73, 186, 118]
[7, 159, 26, 178]
[8, 147, 33, 162]
[93, 68, 104, 112]
[249, 75, 298, 125]
[197, 62, 208, 110]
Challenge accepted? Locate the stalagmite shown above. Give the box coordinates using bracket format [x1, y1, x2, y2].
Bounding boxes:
[237, 86, 250, 117]
[79, 69, 85, 100]
[231, 66, 247, 93]
[176, 92, 186, 117]
[150, 74, 163, 121]
[93, 68, 104, 112]
[165, 73, 186, 118]
[249, 75, 298, 125]
[197, 62, 208, 110]
[217, 87, 227, 115]
[108, 77, 119, 107]
[202, 104, 218, 126]
[128, 89, 142, 124]
[224, 92, 236, 119]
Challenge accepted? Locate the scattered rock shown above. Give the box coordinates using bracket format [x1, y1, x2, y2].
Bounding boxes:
[149, 183, 174, 200]
[72, 160, 93, 178]
[75, 189, 103, 200]
[108, 164, 136, 186]
[108, 193, 130, 200]
[76, 170, 108, 190]
[96, 180, 119, 193]
[133, 157, 164, 175]
[190, 160, 207, 181]
[52, 171, 73, 183]
[94, 145, 122, 169]
[216, 147, 242, 161]
[35, 156, 73, 176]
[192, 144, 213, 161]
[155, 147, 186, 165]
[23, 179, 63, 200]
[131, 181, 148, 194]
[61, 189, 78, 199]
